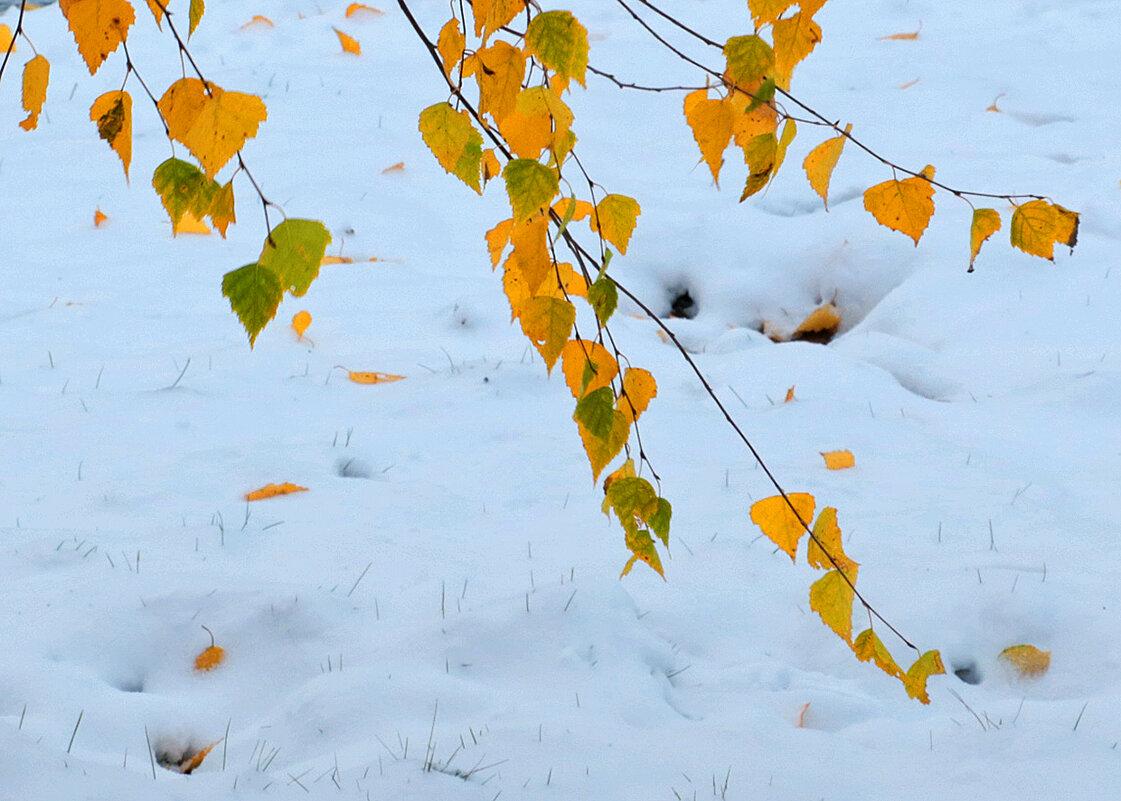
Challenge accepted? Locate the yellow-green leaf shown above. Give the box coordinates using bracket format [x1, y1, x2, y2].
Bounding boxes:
[863, 166, 936, 245]
[803, 124, 850, 209]
[724, 35, 774, 91]
[419, 102, 483, 193]
[518, 295, 574, 370]
[59, 0, 135, 75]
[809, 569, 856, 643]
[1010, 200, 1077, 261]
[620, 528, 664, 579]
[969, 208, 1001, 269]
[852, 628, 904, 681]
[591, 194, 640, 254]
[771, 11, 821, 88]
[740, 132, 777, 200]
[152, 157, 216, 234]
[749, 493, 815, 561]
[525, 9, 589, 87]
[90, 90, 131, 178]
[574, 387, 630, 480]
[258, 219, 332, 297]
[189, 0, 204, 36]
[504, 159, 559, 223]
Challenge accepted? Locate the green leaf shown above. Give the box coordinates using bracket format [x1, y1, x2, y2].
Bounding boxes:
[504, 159, 559, 223]
[586, 276, 618, 324]
[648, 497, 671, 546]
[606, 476, 658, 521]
[418, 102, 483, 193]
[573, 386, 616, 440]
[525, 9, 589, 87]
[258, 219, 332, 297]
[189, 0, 204, 36]
[724, 34, 774, 88]
[152, 157, 216, 233]
[745, 76, 775, 112]
[222, 263, 283, 347]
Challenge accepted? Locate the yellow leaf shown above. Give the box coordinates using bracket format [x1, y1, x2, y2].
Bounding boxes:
[158, 78, 268, 177]
[618, 367, 656, 423]
[437, 18, 465, 77]
[810, 569, 856, 643]
[791, 302, 840, 342]
[144, 0, 163, 27]
[348, 371, 405, 384]
[346, 3, 384, 17]
[747, 0, 795, 27]
[552, 197, 594, 222]
[863, 167, 936, 245]
[771, 11, 821, 88]
[1052, 204, 1079, 251]
[334, 27, 361, 55]
[730, 81, 778, 147]
[968, 208, 1001, 270]
[292, 310, 311, 338]
[999, 644, 1051, 679]
[485, 218, 514, 268]
[518, 296, 575, 370]
[18, 54, 48, 131]
[1009, 199, 1058, 260]
[470, 0, 526, 41]
[749, 493, 815, 561]
[0, 25, 14, 52]
[176, 211, 211, 234]
[561, 339, 618, 398]
[381, 161, 405, 173]
[903, 650, 945, 703]
[783, 385, 795, 403]
[469, 41, 526, 124]
[820, 449, 854, 470]
[481, 149, 501, 185]
[239, 15, 274, 29]
[94, 208, 108, 227]
[90, 90, 132, 178]
[509, 214, 552, 293]
[684, 90, 735, 184]
[807, 506, 859, 576]
[591, 194, 640, 254]
[245, 482, 308, 501]
[852, 628, 904, 681]
[59, 0, 134, 75]
[803, 124, 850, 209]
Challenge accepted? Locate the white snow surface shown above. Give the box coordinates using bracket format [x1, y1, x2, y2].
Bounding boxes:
[2, 0, 1120, 798]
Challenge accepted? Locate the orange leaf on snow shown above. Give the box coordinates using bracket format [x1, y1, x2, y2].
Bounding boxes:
[381, 161, 405, 173]
[791, 302, 841, 343]
[334, 27, 361, 54]
[784, 386, 796, 403]
[321, 255, 354, 264]
[173, 741, 220, 774]
[346, 2, 384, 17]
[999, 644, 1051, 679]
[245, 482, 308, 501]
[878, 26, 921, 40]
[239, 15, 274, 29]
[348, 371, 404, 384]
[94, 208, 108, 227]
[291, 310, 311, 338]
[821, 450, 854, 470]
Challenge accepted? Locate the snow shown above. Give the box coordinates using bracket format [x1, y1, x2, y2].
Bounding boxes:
[2, 0, 1120, 798]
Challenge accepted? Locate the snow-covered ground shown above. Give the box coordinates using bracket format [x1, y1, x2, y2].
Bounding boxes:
[2, 0, 1119, 798]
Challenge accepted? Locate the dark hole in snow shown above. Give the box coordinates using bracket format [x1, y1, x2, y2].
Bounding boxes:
[668, 287, 697, 319]
[952, 661, 982, 685]
[337, 458, 372, 479]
